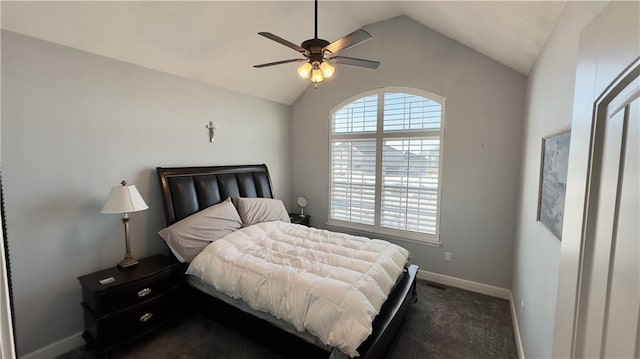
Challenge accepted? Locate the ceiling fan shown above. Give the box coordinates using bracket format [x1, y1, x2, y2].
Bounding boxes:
[253, 0, 380, 86]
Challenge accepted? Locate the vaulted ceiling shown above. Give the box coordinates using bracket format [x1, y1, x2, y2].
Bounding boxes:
[1, 1, 566, 105]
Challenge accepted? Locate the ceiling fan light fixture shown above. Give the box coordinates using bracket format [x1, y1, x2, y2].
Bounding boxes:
[297, 62, 313, 79]
[254, 0, 380, 88]
[320, 61, 335, 78]
[311, 68, 324, 83]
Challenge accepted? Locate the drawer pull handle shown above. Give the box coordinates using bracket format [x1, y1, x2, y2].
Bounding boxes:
[139, 313, 153, 322]
[137, 288, 152, 297]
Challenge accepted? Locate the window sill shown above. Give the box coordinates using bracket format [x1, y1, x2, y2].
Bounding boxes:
[326, 220, 442, 248]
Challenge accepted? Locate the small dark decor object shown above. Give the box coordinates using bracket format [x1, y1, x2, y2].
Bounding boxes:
[254, 0, 380, 87]
[537, 130, 571, 239]
[0, 169, 17, 353]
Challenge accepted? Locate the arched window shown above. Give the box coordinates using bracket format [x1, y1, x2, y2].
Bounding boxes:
[329, 88, 445, 244]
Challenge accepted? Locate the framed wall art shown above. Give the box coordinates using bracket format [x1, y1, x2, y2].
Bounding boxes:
[537, 130, 571, 240]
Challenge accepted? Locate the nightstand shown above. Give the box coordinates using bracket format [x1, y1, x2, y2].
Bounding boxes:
[78, 254, 181, 355]
[289, 213, 310, 226]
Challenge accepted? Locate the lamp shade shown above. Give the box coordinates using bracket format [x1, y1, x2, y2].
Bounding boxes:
[101, 181, 148, 214]
[311, 68, 324, 83]
[297, 63, 312, 79]
[320, 62, 335, 78]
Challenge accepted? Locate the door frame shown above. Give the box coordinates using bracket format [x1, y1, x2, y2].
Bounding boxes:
[558, 57, 640, 357]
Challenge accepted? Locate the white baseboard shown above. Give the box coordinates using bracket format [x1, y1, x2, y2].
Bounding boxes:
[509, 292, 526, 359]
[417, 269, 524, 358]
[417, 269, 511, 299]
[20, 332, 83, 359]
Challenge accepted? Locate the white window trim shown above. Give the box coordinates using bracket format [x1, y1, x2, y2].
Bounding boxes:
[328, 87, 446, 244]
[326, 219, 443, 247]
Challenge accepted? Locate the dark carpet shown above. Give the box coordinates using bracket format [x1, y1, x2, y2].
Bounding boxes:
[58, 280, 517, 359]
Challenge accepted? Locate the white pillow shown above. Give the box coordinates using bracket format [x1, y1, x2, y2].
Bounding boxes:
[232, 197, 291, 226]
[158, 198, 242, 262]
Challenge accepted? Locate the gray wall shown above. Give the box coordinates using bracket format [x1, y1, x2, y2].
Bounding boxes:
[290, 16, 526, 288]
[1, 30, 291, 356]
[511, 2, 607, 358]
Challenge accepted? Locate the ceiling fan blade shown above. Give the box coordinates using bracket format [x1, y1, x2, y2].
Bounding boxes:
[258, 32, 308, 54]
[253, 59, 307, 68]
[330, 56, 380, 69]
[323, 29, 372, 55]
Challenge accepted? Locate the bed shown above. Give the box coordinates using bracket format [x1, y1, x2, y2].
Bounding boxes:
[156, 164, 418, 359]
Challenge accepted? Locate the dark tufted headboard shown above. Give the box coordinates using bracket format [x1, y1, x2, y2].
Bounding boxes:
[156, 164, 274, 226]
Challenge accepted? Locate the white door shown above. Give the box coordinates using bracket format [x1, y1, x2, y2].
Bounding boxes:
[576, 62, 640, 358]
[553, 1, 640, 358]
[597, 75, 640, 358]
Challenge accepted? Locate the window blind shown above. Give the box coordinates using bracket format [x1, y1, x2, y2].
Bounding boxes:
[330, 140, 376, 225]
[332, 94, 378, 134]
[381, 138, 440, 234]
[329, 88, 445, 241]
[383, 92, 441, 131]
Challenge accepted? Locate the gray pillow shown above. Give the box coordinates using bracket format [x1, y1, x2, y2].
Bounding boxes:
[158, 197, 242, 262]
[232, 197, 291, 226]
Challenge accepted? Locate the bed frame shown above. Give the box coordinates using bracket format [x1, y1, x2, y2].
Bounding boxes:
[156, 164, 418, 359]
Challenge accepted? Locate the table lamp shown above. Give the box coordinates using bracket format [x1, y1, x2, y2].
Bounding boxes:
[101, 180, 148, 269]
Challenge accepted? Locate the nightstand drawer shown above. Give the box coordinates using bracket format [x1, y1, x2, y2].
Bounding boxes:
[79, 255, 181, 354]
[84, 267, 176, 315]
[83, 289, 178, 351]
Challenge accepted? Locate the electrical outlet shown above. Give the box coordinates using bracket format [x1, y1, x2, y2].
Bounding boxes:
[444, 252, 452, 262]
[520, 301, 525, 316]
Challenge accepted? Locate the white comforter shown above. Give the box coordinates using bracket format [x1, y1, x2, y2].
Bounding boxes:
[186, 221, 409, 357]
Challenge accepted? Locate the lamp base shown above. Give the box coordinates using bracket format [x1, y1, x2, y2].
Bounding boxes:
[117, 256, 139, 269]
